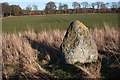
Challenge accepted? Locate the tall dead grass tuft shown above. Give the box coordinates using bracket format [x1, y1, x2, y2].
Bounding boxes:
[92, 25, 120, 78]
[92, 24, 119, 54]
[2, 33, 52, 79]
[75, 61, 101, 78]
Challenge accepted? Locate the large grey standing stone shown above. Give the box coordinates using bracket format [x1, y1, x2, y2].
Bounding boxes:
[60, 20, 98, 64]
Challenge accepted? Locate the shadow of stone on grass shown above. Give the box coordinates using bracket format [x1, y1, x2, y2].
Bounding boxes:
[25, 36, 64, 63]
[98, 50, 120, 79]
[43, 62, 85, 78]
[25, 36, 85, 78]
[25, 35, 120, 79]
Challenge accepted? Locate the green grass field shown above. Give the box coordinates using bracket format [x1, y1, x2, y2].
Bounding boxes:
[2, 14, 118, 33]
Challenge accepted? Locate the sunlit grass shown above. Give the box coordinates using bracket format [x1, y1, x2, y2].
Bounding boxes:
[2, 14, 118, 33]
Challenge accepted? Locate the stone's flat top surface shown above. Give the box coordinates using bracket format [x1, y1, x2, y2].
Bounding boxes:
[61, 20, 98, 64]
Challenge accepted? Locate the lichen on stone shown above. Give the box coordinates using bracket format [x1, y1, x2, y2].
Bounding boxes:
[60, 20, 98, 64]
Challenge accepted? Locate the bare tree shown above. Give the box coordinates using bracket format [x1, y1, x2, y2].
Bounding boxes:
[91, 3, 95, 9]
[111, 2, 118, 13]
[32, 4, 38, 11]
[58, 3, 63, 14]
[72, 2, 80, 9]
[26, 5, 32, 15]
[78, 3, 81, 9]
[26, 5, 32, 11]
[32, 4, 39, 15]
[58, 3, 63, 10]
[95, 1, 103, 13]
[100, 3, 106, 9]
[72, 2, 80, 14]
[111, 2, 118, 8]
[105, 3, 109, 8]
[105, 3, 110, 13]
[81, 2, 88, 13]
[45, 1, 56, 14]
[100, 3, 107, 13]
[91, 3, 95, 13]
[63, 4, 68, 14]
[95, 1, 103, 9]
[82, 2, 88, 8]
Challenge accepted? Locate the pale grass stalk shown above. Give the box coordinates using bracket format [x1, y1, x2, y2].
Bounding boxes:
[92, 24, 119, 53]
[2, 33, 49, 79]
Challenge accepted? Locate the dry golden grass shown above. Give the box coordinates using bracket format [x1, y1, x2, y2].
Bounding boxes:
[92, 24, 120, 54]
[2, 32, 53, 79]
[2, 26, 120, 79]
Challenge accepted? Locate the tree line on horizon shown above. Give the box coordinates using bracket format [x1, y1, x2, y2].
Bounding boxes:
[1, 1, 120, 17]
